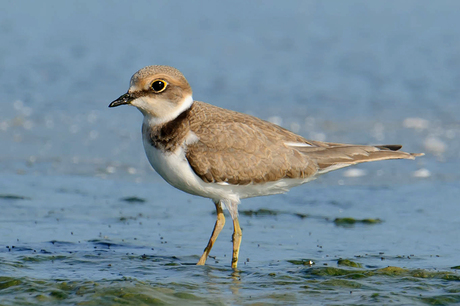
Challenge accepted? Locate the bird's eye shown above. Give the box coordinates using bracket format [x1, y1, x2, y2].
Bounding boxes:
[151, 79, 167, 93]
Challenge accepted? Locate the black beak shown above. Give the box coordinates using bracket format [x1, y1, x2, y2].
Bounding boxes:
[109, 93, 134, 108]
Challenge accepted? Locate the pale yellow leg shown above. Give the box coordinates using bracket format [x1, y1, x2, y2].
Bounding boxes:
[197, 201, 225, 265]
[231, 217, 242, 269]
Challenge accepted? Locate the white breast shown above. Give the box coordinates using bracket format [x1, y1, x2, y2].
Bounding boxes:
[142, 133, 209, 198]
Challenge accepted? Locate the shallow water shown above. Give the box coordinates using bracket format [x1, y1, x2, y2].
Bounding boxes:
[1, 1, 460, 305]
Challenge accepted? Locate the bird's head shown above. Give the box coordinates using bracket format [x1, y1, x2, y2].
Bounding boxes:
[109, 65, 193, 124]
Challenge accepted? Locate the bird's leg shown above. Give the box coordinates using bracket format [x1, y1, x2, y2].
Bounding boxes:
[231, 217, 242, 269]
[197, 201, 225, 265]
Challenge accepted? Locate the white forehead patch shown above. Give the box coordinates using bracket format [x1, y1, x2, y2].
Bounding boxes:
[128, 82, 142, 93]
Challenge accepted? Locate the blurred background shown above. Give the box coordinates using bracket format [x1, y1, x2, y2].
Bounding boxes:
[1, 0, 457, 180]
[1, 1, 459, 305]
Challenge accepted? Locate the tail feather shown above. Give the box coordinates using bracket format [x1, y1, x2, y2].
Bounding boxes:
[296, 143, 424, 174]
[376, 144, 402, 151]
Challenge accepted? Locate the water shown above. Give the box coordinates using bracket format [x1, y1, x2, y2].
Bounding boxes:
[1, 1, 460, 305]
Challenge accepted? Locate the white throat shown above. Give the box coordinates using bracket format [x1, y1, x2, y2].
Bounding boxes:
[139, 95, 194, 126]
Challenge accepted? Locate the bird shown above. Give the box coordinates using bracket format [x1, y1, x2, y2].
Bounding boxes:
[109, 65, 423, 269]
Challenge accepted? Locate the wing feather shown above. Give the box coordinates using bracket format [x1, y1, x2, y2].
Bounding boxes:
[185, 101, 423, 185]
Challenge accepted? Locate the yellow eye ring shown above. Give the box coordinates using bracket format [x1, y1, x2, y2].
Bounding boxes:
[151, 79, 168, 93]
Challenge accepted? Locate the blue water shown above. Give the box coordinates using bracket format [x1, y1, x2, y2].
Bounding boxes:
[1, 1, 459, 305]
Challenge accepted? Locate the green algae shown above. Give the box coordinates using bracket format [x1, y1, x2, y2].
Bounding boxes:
[0, 194, 30, 200]
[0, 277, 22, 290]
[305, 267, 361, 277]
[320, 279, 363, 289]
[419, 295, 460, 305]
[376, 266, 408, 276]
[0, 277, 221, 306]
[238, 208, 309, 219]
[334, 217, 382, 226]
[49, 290, 68, 299]
[297, 263, 460, 283]
[287, 259, 315, 266]
[240, 209, 279, 216]
[1, 264, 460, 306]
[121, 196, 146, 203]
[337, 258, 363, 268]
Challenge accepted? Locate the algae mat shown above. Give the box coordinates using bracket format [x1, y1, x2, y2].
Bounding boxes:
[1, 256, 460, 305]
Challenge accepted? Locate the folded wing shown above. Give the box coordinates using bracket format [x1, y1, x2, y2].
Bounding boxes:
[186, 101, 423, 185]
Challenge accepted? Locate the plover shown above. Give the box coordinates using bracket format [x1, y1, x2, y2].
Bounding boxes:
[109, 65, 423, 269]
